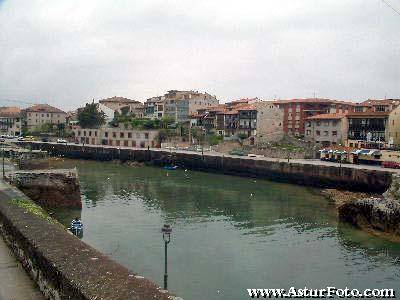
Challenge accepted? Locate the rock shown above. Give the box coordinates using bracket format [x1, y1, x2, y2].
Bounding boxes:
[383, 173, 400, 202]
[338, 173, 400, 242]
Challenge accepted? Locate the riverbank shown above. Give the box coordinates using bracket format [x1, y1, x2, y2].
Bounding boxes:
[16, 141, 394, 193]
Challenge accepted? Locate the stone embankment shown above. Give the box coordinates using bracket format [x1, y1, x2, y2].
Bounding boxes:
[6, 169, 82, 208]
[338, 173, 400, 242]
[0, 180, 178, 300]
[17, 142, 394, 193]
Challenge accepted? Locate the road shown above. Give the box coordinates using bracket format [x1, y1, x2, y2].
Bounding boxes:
[17, 140, 400, 174]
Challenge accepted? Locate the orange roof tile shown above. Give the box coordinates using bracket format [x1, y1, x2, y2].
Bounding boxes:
[25, 104, 66, 114]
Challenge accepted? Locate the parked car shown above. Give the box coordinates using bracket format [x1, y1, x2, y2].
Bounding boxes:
[0, 138, 5, 142]
[57, 138, 67, 143]
[41, 137, 49, 142]
[382, 161, 400, 169]
[229, 149, 248, 156]
[17, 137, 25, 141]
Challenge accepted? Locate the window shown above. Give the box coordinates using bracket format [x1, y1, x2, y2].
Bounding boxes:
[105, 132, 108, 138]
[306, 130, 311, 135]
[120, 132, 124, 138]
[316, 130, 320, 136]
[355, 107, 364, 112]
[375, 105, 386, 112]
[128, 132, 132, 138]
[95, 131, 97, 137]
[145, 133, 149, 139]
[78, 131, 81, 136]
[47, 114, 49, 117]
[83, 131, 86, 136]
[113, 132, 116, 138]
[332, 131, 337, 136]
[316, 121, 321, 126]
[324, 131, 328, 136]
[124, 140, 128, 147]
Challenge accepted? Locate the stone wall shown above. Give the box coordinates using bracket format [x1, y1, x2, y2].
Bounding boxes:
[0, 180, 177, 300]
[17, 142, 393, 193]
[7, 169, 82, 208]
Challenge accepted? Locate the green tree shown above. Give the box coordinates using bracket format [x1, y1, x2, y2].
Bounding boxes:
[78, 103, 106, 128]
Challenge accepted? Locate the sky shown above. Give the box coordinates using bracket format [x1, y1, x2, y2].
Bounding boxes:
[0, 0, 399, 111]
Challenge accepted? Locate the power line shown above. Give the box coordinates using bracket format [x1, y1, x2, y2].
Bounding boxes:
[381, 0, 400, 16]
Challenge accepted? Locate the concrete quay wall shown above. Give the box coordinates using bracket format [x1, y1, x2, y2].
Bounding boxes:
[19, 142, 392, 193]
[0, 180, 176, 300]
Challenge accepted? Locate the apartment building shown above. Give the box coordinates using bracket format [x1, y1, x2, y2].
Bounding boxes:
[144, 96, 165, 119]
[0, 107, 21, 136]
[162, 90, 218, 122]
[72, 125, 159, 148]
[305, 113, 348, 147]
[274, 98, 355, 136]
[22, 104, 67, 131]
[346, 111, 389, 148]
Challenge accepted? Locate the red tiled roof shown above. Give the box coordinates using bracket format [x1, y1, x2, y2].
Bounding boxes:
[306, 113, 347, 120]
[0, 107, 21, 118]
[274, 98, 356, 105]
[99, 96, 140, 104]
[25, 104, 66, 114]
[362, 99, 400, 105]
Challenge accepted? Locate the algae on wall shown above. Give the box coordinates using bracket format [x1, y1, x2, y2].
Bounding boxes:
[11, 198, 55, 224]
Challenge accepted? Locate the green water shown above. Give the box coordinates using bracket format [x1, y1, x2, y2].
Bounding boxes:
[51, 159, 400, 300]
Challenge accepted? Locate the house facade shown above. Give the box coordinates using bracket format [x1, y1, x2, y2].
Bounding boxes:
[21, 104, 67, 132]
[346, 111, 389, 149]
[305, 113, 348, 147]
[254, 101, 284, 143]
[274, 98, 355, 136]
[150, 90, 218, 122]
[72, 125, 159, 148]
[0, 107, 21, 136]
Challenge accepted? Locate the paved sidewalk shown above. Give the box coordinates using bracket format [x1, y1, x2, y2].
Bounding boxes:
[0, 178, 44, 300]
[0, 236, 44, 300]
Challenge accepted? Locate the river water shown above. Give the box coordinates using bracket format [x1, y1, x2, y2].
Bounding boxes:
[51, 159, 400, 300]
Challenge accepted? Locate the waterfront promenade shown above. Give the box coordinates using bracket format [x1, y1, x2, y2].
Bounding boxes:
[0, 181, 44, 300]
[0, 236, 44, 300]
[23, 140, 400, 174]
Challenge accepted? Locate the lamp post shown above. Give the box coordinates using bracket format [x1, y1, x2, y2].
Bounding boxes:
[161, 224, 172, 290]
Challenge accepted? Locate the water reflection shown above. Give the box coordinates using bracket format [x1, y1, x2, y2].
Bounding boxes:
[49, 159, 400, 300]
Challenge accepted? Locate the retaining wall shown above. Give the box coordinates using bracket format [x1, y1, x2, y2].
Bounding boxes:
[0, 180, 176, 300]
[18, 142, 393, 193]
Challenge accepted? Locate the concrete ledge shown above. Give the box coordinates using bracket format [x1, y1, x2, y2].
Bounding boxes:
[19, 142, 393, 193]
[0, 180, 176, 300]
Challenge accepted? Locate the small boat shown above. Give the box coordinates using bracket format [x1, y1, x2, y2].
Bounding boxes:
[164, 165, 178, 170]
[69, 218, 83, 236]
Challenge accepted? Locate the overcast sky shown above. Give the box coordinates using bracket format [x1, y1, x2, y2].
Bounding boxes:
[0, 0, 399, 110]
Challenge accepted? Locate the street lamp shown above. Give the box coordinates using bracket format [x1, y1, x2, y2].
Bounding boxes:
[161, 224, 172, 290]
